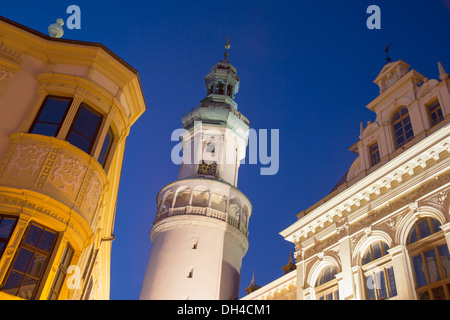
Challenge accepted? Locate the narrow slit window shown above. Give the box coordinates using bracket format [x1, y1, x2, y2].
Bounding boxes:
[47, 243, 74, 300]
[369, 141, 380, 166]
[98, 128, 113, 167]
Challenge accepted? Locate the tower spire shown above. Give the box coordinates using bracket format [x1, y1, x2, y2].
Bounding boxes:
[224, 35, 230, 60]
[438, 61, 449, 80]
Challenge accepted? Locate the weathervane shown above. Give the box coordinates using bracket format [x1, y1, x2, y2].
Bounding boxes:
[224, 35, 231, 60]
[384, 42, 392, 64]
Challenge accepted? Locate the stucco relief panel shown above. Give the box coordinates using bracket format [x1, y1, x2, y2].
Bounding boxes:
[0, 135, 107, 229]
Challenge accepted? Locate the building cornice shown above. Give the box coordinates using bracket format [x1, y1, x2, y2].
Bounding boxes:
[280, 123, 450, 243]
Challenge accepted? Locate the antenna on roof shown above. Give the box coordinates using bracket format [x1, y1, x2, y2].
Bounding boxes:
[224, 35, 230, 60]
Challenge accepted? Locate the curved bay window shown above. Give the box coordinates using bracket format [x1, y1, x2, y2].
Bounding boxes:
[362, 241, 397, 300]
[28, 95, 115, 169]
[392, 108, 414, 149]
[407, 217, 450, 300]
[315, 266, 339, 300]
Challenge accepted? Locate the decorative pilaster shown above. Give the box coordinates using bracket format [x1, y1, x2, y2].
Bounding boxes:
[440, 222, 450, 254]
[338, 236, 356, 299]
[388, 244, 416, 300]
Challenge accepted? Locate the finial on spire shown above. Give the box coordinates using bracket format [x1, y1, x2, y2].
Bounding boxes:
[438, 61, 449, 81]
[384, 42, 392, 64]
[224, 35, 231, 60]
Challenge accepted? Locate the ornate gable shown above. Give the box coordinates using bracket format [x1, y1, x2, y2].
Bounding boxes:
[373, 60, 410, 94]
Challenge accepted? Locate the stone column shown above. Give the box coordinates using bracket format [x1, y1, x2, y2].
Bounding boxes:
[388, 244, 417, 299]
[295, 250, 306, 300]
[338, 236, 356, 299]
[440, 222, 450, 254]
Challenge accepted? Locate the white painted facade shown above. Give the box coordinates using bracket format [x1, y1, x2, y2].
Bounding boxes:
[243, 60, 450, 300]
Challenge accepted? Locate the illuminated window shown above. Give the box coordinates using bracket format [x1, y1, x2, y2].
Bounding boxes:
[0, 215, 18, 259]
[1, 223, 57, 300]
[427, 100, 444, 127]
[362, 241, 397, 300]
[369, 141, 380, 166]
[392, 108, 414, 149]
[363, 241, 389, 264]
[407, 218, 450, 300]
[315, 266, 339, 300]
[47, 243, 74, 300]
[29, 96, 72, 137]
[66, 103, 102, 154]
[365, 266, 397, 300]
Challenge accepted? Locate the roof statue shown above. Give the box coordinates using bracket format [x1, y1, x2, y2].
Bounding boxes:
[48, 18, 64, 38]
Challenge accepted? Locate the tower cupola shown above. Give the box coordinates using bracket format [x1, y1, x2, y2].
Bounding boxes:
[201, 37, 240, 109]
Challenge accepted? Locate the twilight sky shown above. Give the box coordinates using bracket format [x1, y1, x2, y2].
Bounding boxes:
[1, 0, 449, 299]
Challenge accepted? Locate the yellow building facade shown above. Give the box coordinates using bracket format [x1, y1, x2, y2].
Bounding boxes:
[0, 17, 146, 300]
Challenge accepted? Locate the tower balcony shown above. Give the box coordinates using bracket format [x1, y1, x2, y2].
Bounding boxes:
[153, 178, 252, 238]
[0, 133, 107, 231]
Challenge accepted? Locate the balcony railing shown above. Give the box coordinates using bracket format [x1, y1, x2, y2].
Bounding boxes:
[154, 205, 248, 237]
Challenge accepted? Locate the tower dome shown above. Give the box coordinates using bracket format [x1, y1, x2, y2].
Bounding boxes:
[201, 37, 240, 109]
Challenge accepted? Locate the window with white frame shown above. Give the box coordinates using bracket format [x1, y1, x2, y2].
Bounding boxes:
[315, 265, 339, 300]
[362, 241, 398, 300]
[407, 217, 450, 300]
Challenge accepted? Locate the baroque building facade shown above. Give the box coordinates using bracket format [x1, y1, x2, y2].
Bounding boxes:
[140, 43, 252, 300]
[0, 17, 146, 299]
[243, 59, 450, 300]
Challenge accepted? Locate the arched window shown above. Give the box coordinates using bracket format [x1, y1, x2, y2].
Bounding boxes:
[363, 241, 389, 264]
[210, 193, 227, 212]
[392, 108, 414, 149]
[362, 241, 397, 300]
[191, 190, 209, 207]
[407, 218, 450, 300]
[160, 192, 174, 213]
[173, 189, 190, 208]
[315, 266, 339, 300]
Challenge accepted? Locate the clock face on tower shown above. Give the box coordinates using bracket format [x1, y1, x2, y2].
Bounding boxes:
[198, 160, 217, 175]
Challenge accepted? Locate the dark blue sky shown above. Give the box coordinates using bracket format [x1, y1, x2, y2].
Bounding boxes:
[1, 0, 449, 299]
